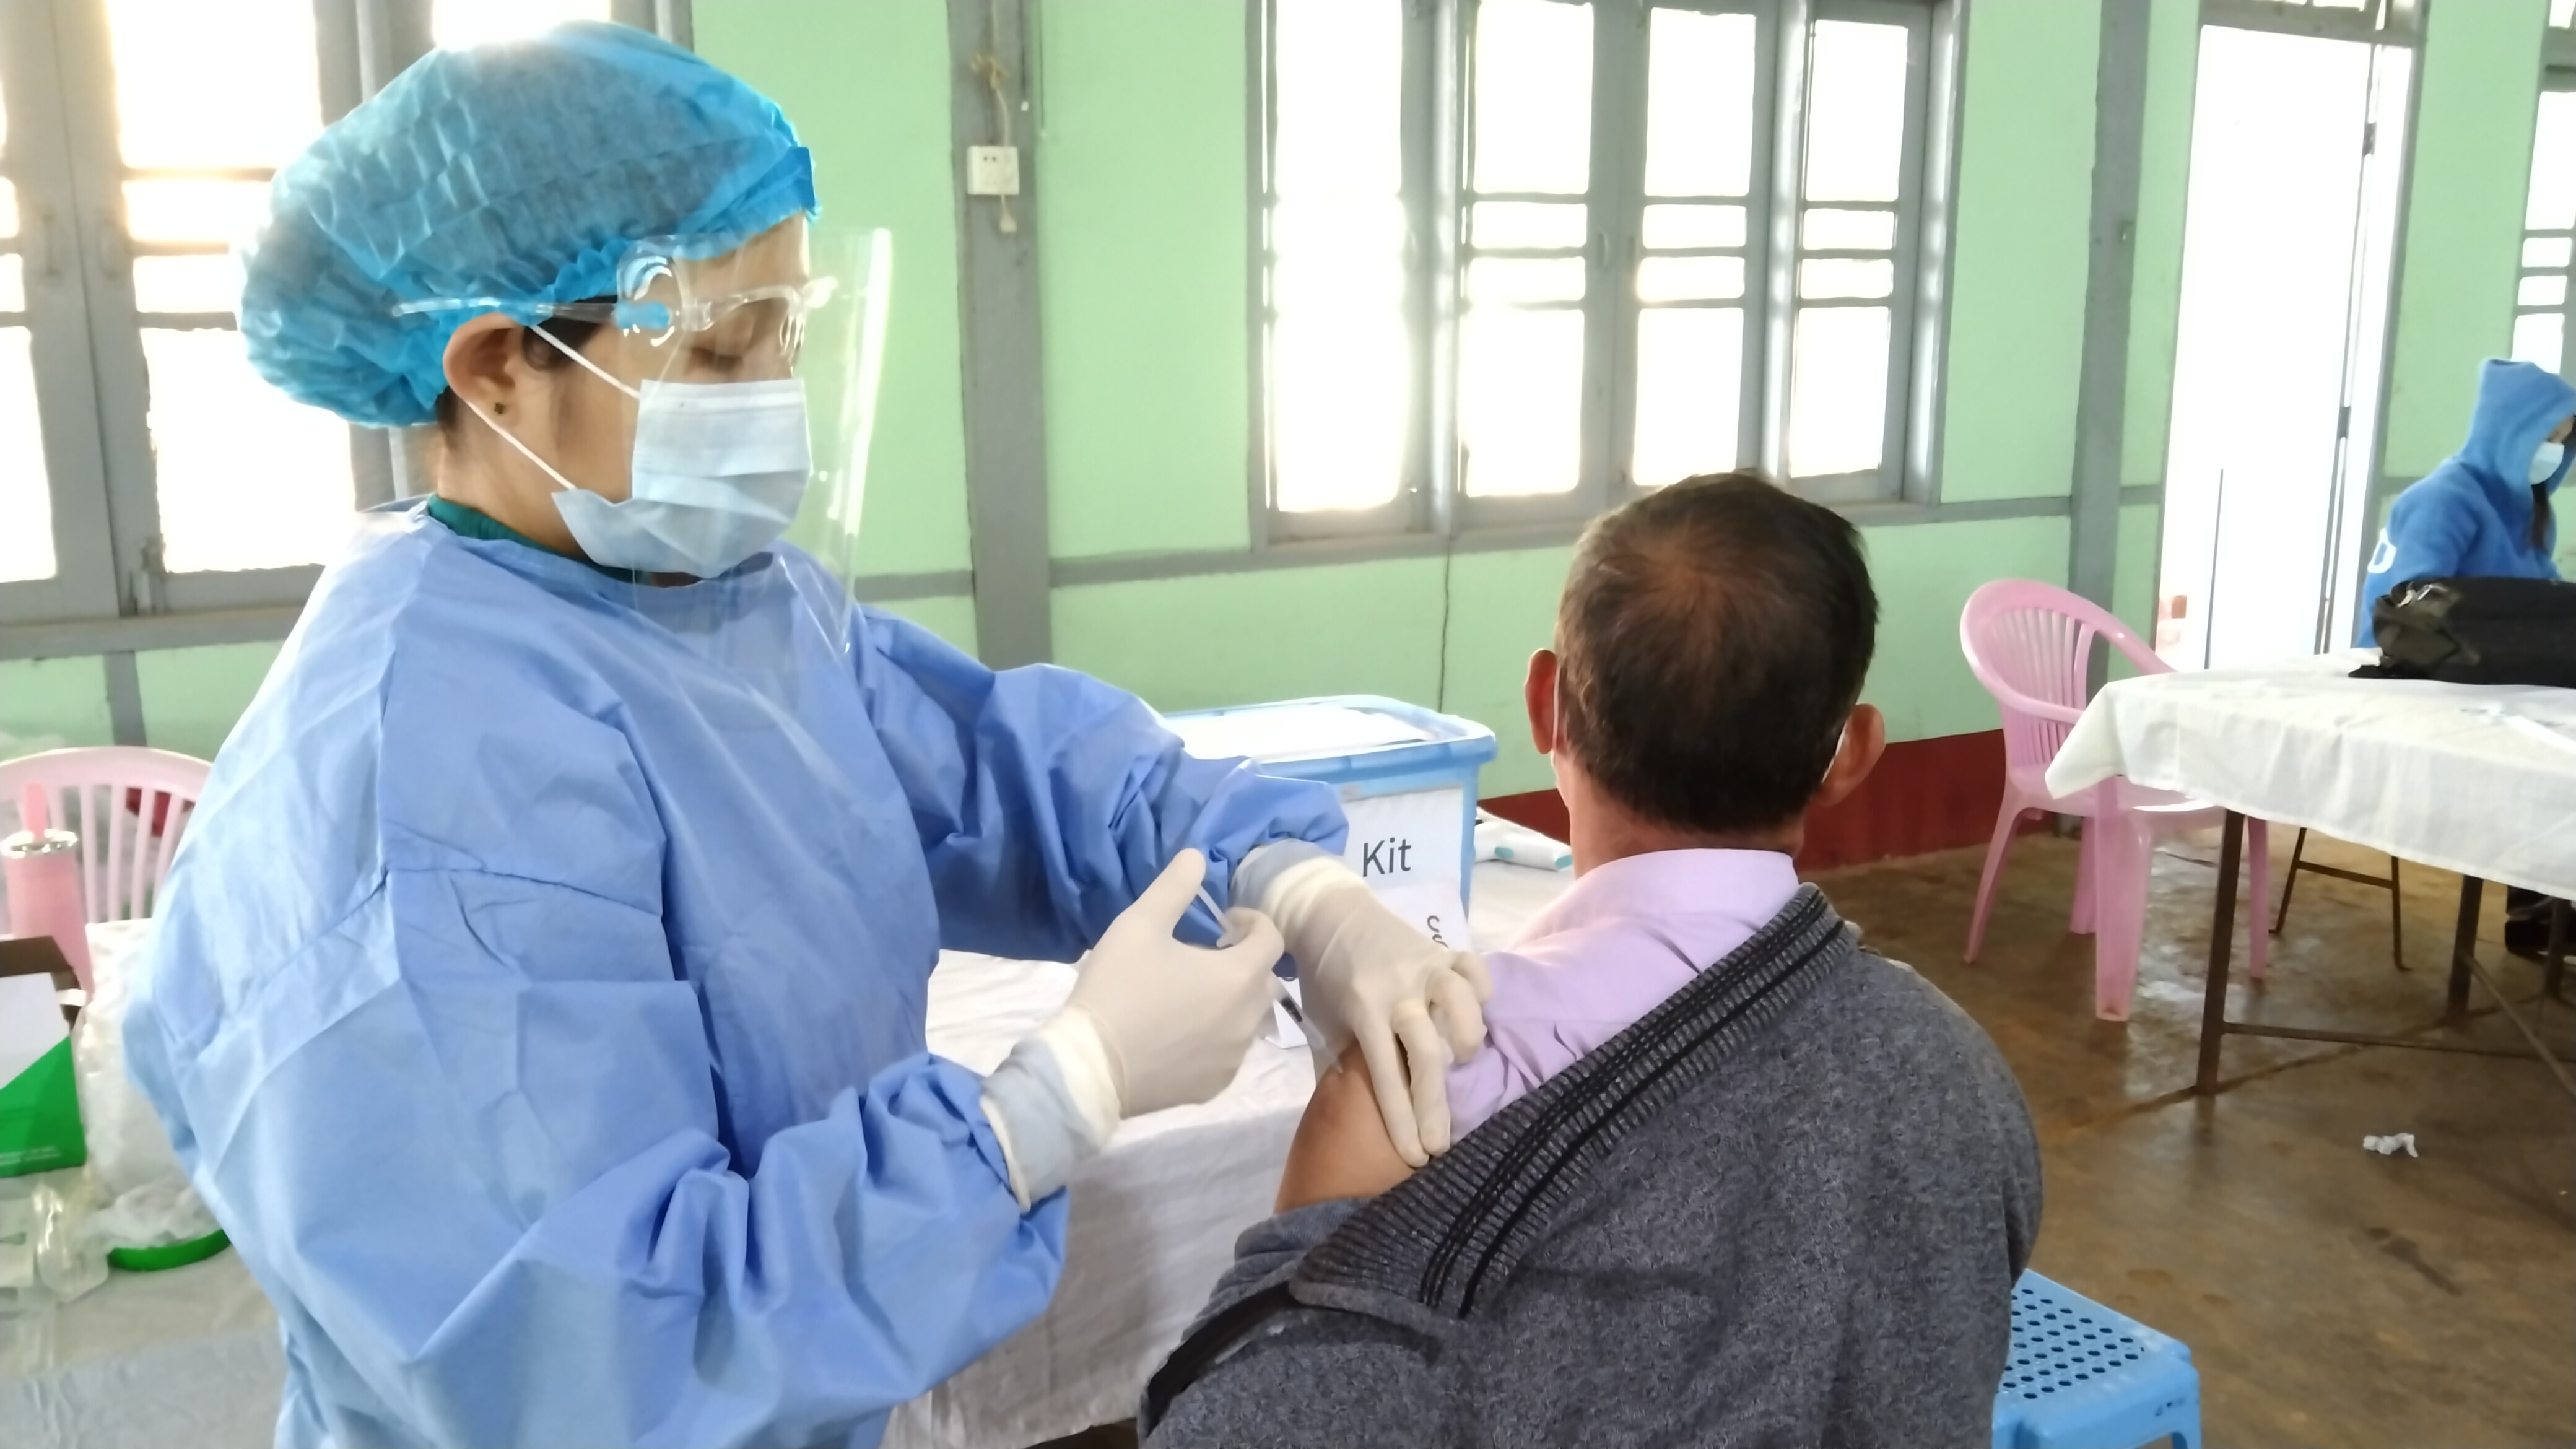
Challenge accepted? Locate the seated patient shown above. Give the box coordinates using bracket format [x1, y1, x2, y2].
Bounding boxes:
[1142, 473, 2042, 1448]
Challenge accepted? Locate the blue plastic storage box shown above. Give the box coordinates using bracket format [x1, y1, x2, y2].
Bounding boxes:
[1160, 696, 1499, 923]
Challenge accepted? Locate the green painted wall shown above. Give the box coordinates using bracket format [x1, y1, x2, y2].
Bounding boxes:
[2121, 0, 2201, 491]
[2110, 502, 2163, 676]
[1439, 547, 1577, 796]
[1938, 0, 2098, 503]
[1055, 559, 1447, 716]
[2380, 0, 2548, 478]
[1863, 516, 2071, 740]
[0, 658, 113, 751]
[137, 643, 282, 762]
[1034, 0, 1255, 560]
[874, 594, 978, 656]
[697, 0, 973, 579]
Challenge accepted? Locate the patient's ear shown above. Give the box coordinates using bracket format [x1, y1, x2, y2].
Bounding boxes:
[1525, 648, 1560, 755]
[1809, 704, 1886, 810]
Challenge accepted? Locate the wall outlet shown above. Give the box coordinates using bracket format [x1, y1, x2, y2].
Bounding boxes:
[965, 144, 1021, 197]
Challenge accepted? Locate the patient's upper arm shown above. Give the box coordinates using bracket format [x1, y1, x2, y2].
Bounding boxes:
[1274, 1043, 1415, 1211]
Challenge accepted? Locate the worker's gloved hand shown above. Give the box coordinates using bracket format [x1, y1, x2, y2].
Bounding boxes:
[980, 850, 1284, 1208]
[1243, 846, 1490, 1167]
[1064, 849, 1286, 1115]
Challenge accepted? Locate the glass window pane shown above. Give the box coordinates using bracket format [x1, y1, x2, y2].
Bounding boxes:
[1274, 312, 1408, 512]
[1641, 204, 1746, 251]
[1471, 0, 1593, 196]
[1632, 307, 1744, 487]
[0, 329, 54, 583]
[1468, 257, 1587, 305]
[1271, 199, 1407, 311]
[107, 0, 323, 170]
[1801, 207, 1896, 251]
[131, 255, 242, 315]
[1803, 22, 1910, 205]
[2525, 235, 2574, 269]
[1786, 305, 1890, 477]
[0, 255, 21, 314]
[1274, 0, 1402, 198]
[2556, 0, 2576, 27]
[2512, 311, 2566, 374]
[143, 329, 354, 573]
[2528, 93, 2576, 232]
[434, 0, 614, 49]
[1798, 259, 1895, 299]
[1461, 308, 1584, 495]
[1636, 255, 1746, 302]
[1472, 202, 1589, 250]
[1269, 0, 1406, 515]
[1643, 9, 1757, 198]
[0, 183, 16, 238]
[2519, 273, 2569, 308]
[124, 180, 270, 246]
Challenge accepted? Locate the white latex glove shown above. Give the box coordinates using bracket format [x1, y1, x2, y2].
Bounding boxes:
[980, 850, 1286, 1207]
[1066, 849, 1287, 1115]
[1248, 851, 1491, 1166]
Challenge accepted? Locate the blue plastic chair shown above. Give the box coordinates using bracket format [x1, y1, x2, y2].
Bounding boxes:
[1991, 1273, 2201, 1449]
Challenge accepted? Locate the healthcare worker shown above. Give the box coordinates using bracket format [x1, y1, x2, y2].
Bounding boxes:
[2356, 357, 2576, 644]
[124, 25, 1487, 1449]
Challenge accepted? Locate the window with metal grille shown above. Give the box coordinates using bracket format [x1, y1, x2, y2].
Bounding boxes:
[1256, 0, 1961, 541]
[0, 0, 670, 650]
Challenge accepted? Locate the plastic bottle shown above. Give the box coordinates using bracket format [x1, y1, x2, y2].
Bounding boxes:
[2, 785, 92, 994]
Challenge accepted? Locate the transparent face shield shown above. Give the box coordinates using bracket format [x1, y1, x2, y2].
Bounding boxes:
[397, 223, 892, 711]
[397, 222, 889, 596]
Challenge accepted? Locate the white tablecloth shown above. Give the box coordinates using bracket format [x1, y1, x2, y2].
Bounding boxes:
[2045, 650, 2576, 899]
[2, 861, 1573, 1449]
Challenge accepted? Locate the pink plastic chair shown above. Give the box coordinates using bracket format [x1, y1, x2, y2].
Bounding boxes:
[1959, 581, 2269, 1021]
[0, 746, 212, 927]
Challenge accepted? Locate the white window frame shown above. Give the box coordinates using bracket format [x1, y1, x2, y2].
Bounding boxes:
[1252, 0, 1965, 546]
[0, 0, 687, 653]
[2527, 67, 2576, 391]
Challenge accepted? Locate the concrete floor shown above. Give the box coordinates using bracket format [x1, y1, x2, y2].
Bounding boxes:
[1827, 828, 2576, 1449]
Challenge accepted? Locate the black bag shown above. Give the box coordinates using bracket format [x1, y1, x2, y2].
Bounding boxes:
[2357, 576, 2576, 688]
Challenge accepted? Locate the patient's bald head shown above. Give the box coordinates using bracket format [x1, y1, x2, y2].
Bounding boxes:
[1550, 472, 1879, 836]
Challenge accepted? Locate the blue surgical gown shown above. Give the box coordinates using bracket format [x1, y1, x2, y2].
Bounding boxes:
[122, 511, 1345, 1449]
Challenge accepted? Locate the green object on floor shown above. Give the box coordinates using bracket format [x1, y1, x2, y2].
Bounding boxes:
[108, 1227, 230, 1273]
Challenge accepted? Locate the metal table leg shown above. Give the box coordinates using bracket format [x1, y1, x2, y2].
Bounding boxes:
[2190, 829, 2573, 1094]
[2193, 811, 2244, 1095]
[2445, 877, 2482, 1026]
[2547, 900, 2568, 1003]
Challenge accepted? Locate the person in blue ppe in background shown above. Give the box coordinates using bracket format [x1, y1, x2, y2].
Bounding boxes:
[2353, 357, 2576, 959]
[125, 25, 1489, 1449]
[2356, 358, 2576, 645]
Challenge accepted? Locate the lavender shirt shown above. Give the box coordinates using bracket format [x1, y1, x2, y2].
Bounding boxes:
[1447, 848, 1802, 1139]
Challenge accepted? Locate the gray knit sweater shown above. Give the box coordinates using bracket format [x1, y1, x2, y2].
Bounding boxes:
[1141, 887, 2041, 1448]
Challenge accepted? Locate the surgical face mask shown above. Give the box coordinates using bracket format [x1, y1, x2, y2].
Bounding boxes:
[2531, 440, 2567, 487]
[469, 328, 812, 578]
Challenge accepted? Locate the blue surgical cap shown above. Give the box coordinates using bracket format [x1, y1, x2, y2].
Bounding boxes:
[240, 22, 816, 427]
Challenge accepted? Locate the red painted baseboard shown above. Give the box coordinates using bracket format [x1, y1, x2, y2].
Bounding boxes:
[1481, 728, 2017, 874]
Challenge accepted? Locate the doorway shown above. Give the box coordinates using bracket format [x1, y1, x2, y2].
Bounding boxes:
[2156, 24, 2411, 669]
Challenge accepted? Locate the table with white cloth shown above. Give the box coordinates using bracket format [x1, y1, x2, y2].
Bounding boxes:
[0, 860, 1575, 1449]
[2045, 649, 2576, 1095]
